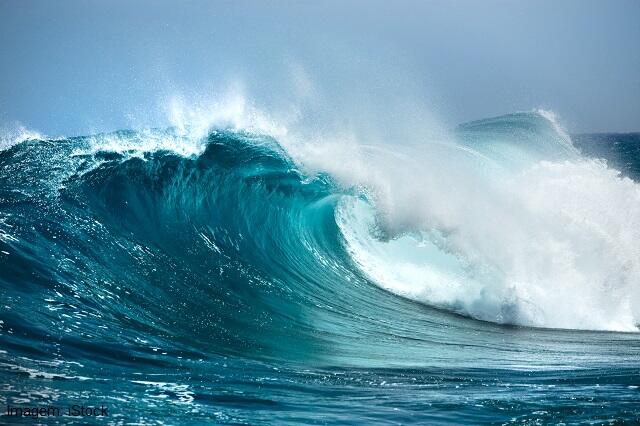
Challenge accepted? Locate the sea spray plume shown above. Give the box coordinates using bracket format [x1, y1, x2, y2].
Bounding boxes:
[166, 90, 288, 141]
[76, 89, 290, 159]
[0, 124, 45, 150]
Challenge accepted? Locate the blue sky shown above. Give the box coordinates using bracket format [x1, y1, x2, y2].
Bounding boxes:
[1, 0, 639, 135]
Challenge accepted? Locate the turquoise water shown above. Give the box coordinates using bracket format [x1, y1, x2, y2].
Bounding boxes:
[1, 112, 639, 424]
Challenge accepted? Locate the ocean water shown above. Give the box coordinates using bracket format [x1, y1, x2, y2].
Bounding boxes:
[0, 111, 639, 424]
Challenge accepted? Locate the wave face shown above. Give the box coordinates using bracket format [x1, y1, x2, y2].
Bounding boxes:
[1, 113, 639, 424]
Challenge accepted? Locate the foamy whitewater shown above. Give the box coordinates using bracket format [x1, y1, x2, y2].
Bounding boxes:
[333, 113, 640, 332]
[1, 102, 639, 424]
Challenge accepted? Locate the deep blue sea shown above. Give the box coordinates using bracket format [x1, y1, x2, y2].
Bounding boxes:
[1, 112, 639, 424]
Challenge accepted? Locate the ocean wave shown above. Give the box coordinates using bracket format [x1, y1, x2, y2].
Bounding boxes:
[0, 111, 638, 358]
[2, 110, 640, 423]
